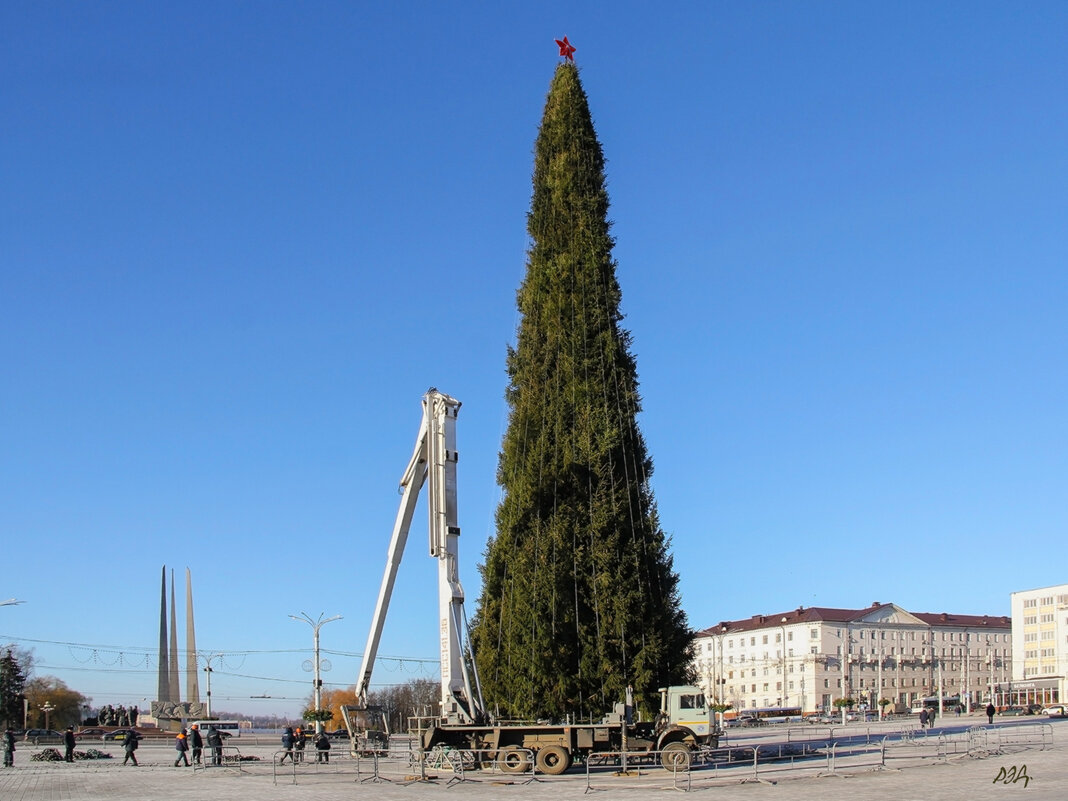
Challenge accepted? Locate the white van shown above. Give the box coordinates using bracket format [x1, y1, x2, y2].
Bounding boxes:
[190, 720, 240, 738]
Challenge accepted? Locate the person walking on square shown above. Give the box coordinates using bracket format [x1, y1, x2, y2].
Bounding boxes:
[315, 730, 330, 763]
[64, 726, 76, 762]
[918, 707, 928, 728]
[123, 730, 139, 766]
[279, 726, 295, 764]
[174, 729, 190, 766]
[189, 724, 203, 765]
[206, 725, 223, 766]
[3, 727, 15, 767]
[986, 702, 996, 724]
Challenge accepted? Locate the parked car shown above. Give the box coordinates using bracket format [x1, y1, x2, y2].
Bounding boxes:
[103, 728, 138, 741]
[74, 727, 108, 740]
[1042, 705, 1065, 717]
[24, 729, 64, 744]
[803, 712, 834, 724]
[999, 707, 1028, 716]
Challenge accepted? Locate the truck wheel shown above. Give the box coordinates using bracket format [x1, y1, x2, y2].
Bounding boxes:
[660, 742, 691, 770]
[496, 746, 530, 774]
[535, 745, 571, 775]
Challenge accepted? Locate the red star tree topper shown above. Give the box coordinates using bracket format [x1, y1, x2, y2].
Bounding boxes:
[555, 36, 576, 61]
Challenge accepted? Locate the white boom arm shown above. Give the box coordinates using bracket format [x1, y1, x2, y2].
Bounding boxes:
[354, 389, 487, 724]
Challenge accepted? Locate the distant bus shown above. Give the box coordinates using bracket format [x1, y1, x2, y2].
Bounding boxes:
[909, 696, 960, 714]
[190, 720, 241, 738]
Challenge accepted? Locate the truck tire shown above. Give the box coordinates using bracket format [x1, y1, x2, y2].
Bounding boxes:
[660, 741, 691, 770]
[496, 746, 530, 774]
[535, 745, 571, 775]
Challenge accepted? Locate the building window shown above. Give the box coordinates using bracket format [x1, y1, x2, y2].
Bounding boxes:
[811, 628, 819, 639]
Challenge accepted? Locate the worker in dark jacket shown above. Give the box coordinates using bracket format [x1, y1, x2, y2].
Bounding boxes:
[64, 727, 77, 762]
[206, 725, 224, 765]
[3, 727, 16, 767]
[315, 730, 331, 762]
[174, 729, 190, 766]
[122, 731, 140, 766]
[189, 724, 203, 764]
[279, 726, 295, 764]
[294, 726, 307, 762]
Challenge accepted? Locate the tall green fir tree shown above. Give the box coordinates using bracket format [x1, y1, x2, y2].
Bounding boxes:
[0, 649, 27, 729]
[470, 62, 694, 721]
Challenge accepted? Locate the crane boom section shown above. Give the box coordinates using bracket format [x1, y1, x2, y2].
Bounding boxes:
[355, 390, 486, 725]
[354, 412, 429, 704]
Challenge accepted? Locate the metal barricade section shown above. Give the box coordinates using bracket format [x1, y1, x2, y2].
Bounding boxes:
[192, 743, 246, 772]
[584, 749, 692, 793]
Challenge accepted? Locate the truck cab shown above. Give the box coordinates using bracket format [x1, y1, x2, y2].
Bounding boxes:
[658, 686, 719, 746]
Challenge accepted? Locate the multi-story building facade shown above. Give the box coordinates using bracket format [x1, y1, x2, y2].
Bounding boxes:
[1010, 583, 1068, 708]
[693, 602, 1012, 715]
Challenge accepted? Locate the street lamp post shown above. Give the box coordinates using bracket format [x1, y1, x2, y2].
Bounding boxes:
[936, 658, 944, 720]
[876, 647, 884, 720]
[962, 632, 971, 714]
[290, 612, 343, 734]
[781, 618, 789, 710]
[40, 702, 55, 730]
[200, 652, 225, 719]
[987, 654, 995, 706]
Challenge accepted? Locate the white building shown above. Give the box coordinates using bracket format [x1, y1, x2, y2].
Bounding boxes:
[693, 602, 1012, 716]
[1010, 583, 1068, 708]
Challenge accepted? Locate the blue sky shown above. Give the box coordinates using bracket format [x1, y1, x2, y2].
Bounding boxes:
[2, 2, 1066, 719]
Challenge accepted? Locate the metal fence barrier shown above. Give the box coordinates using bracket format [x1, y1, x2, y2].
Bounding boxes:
[269, 744, 545, 786]
[191, 744, 247, 772]
[584, 749, 692, 793]
[222, 723, 1056, 789]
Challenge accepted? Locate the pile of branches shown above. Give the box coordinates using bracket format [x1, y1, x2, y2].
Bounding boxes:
[31, 747, 113, 762]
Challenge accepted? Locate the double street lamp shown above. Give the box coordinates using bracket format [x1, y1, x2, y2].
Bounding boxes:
[290, 612, 342, 734]
[40, 702, 55, 730]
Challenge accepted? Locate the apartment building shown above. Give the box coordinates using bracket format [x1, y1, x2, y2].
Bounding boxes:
[1010, 583, 1068, 708]
[693, 602, 1011, 714]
